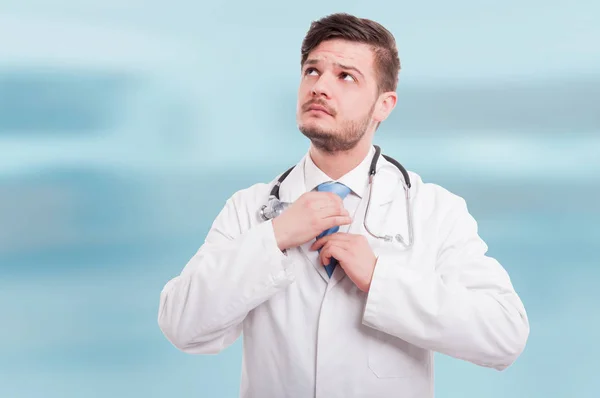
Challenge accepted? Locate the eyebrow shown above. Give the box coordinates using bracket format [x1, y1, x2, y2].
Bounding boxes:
[304, 59, 364, 79]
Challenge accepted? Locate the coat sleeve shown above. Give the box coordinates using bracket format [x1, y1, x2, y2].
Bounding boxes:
[158, 192, 297, 354]
[362, 192, 529, 370]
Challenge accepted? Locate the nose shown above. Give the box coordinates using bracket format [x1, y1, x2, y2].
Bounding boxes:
[310, 74, 332, 99]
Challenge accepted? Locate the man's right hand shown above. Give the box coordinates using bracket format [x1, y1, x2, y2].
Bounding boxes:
[272, 191, 352, 251]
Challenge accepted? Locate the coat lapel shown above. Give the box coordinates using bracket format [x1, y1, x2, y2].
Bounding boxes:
[278, 155, 331, 282]
[327, 156, 411, 290]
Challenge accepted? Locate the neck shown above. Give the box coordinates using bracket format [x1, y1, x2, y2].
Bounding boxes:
[309, 140, 372, 180]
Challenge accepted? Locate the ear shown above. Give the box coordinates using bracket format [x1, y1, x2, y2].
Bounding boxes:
[372, 91, 397, 123]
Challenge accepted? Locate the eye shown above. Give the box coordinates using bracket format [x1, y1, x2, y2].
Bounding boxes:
[304, 67, 318, 76]
[340, 72, 355, 82]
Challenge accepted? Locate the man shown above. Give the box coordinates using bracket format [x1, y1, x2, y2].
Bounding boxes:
[158, 12, 529, 398]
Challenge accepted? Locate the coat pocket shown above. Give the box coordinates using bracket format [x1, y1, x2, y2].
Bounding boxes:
[367, 330, 420, 379]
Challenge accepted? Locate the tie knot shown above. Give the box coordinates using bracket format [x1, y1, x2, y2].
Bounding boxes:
[317, 182, 351, 199]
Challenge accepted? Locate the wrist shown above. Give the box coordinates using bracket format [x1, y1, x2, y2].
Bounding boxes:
[272, 218, 289, 251]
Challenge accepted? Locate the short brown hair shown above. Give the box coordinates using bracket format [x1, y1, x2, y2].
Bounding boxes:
[300, 13, 401, 93]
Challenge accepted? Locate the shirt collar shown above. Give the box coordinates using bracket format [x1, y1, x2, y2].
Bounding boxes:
[304, 145, 375, 198]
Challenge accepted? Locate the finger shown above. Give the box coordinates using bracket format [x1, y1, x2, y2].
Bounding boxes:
[320, 241, 335, 265]
[320, 243, 350, 266]
[309, 191, 343, 207]
[315, 203, 349, 218]
[319, 239, 352, 258]
[308, 198, 348, 219]
[323, 191, 344, 206]
[320, 214, 353, 231]
[311, 195, 338, 208]
[322, 193, 346, 215]
[311, 234, 334, 251]
[328, 240, 352, 254]
[310, 233, 352, 251]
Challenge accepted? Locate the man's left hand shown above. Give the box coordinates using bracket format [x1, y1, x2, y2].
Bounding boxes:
[310, 232, 377, 292]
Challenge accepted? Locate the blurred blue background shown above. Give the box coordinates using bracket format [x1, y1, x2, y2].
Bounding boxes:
[1, 1, 599, 397]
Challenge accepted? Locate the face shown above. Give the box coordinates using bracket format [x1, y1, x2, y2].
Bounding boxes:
[296, 38, 396, 154]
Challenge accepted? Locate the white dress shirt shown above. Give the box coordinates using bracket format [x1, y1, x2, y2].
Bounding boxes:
[304, 145, 375, 237]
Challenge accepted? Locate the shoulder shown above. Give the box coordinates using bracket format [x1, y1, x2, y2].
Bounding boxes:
[379, 153, 463, 204]
[406, 170, 469, 217]
[401, 170, 481, 249]
[378, 153, 468, 215]
[225, 170, 288, 211]
[208, 172, 285, 234]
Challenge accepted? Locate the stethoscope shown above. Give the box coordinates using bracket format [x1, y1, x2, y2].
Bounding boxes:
[259, 145, 414, 249]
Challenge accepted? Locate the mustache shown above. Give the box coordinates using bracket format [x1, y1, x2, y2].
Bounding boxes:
[302, 99, 335, 116]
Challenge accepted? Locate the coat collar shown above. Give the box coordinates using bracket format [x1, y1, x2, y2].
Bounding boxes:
[278, 146, 401, 206]
[303, 145, 375, 199]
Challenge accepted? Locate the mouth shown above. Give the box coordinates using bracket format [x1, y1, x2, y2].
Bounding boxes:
[306, 105, 332, 116]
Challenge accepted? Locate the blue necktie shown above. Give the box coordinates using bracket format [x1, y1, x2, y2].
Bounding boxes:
[316, 182, 351, 277]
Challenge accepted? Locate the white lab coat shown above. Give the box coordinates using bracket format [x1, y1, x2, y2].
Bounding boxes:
[157, 149, 530, 398]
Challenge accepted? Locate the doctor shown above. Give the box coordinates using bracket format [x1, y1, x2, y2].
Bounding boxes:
[158, 12, 529, 398]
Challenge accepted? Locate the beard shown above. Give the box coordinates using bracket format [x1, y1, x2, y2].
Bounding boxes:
[298, 104, 375, 154]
